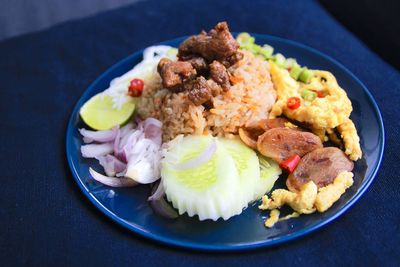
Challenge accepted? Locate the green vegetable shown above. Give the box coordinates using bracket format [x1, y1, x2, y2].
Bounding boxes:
[249, 44, 262, 54]
[299, 67, 314, 83]
[255, 44, 274, 59]
[254, 155, 282, 199]
[289, 64, 303, 80]
[161, 136, 245, 221]
[262, 44, 274, 58]
[301, 89, 317, 102]
[284, 58, 298, 69]
[273, 53, 286, 68]
[237, 32, 255, 49]
[219, 138, 260, 205]
[161, 136, 283, 220]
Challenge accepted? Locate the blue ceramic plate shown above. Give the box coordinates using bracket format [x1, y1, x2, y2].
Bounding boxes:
[66, 34, 384, 251]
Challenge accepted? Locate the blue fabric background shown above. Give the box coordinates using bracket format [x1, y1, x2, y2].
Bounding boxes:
[1, 0, 399, 266]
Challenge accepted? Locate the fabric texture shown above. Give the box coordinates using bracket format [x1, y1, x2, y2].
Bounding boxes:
[0, 0, 399, 266]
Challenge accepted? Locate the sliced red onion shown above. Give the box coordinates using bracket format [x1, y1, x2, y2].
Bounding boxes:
[89, 168, 137, 187]
[113, 128, 122, 160]
[143, 117, 162, 129]
[169, 139, 217, 170]
[148, 181, 178, 219]
[150, 198, 178, 219]
[148, 181, 165, 201]
[120, 123, 134, 138]
[79, 126, 119, 143]
[96, 155, 127, 177]
[81, 143, 114, 158]
[143, 118, 162, 146]
[81, 117, 163, 186]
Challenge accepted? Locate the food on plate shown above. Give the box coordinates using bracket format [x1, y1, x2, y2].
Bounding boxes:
[79, 93, 137, 130]
[286, 147, 354, 192]
[256, 128, 323, 163]
[267, 61, 362, 160]
[78, 22, 362, 227]
[259, 171, 354, 227]
[161, 135, 281, 220]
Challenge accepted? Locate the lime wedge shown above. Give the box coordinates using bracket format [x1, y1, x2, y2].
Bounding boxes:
[79, 93, 136, 130]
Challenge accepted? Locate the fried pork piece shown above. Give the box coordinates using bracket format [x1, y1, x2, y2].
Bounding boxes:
[209, 60, 230, 90]
[184, 56, 208, 74]
[178, 21, 243, 67]
[185, 76, 213, 105]
[157, 58, 196, 91]
[287, 147, 354, 192]
[257, 128, 323, 163]
[220, 51, 244, 68]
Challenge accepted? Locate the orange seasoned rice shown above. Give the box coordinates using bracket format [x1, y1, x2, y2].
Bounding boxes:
[137, 50, 276, 141]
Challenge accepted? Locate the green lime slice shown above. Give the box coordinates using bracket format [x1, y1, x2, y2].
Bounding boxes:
[79, 93, 136, 130]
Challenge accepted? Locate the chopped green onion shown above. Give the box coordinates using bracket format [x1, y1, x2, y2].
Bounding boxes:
[259, 44, 274, 59]
[284, 58, 297, 69]
[237, 32, 255, 48]
[274, 53, 286, 67]
[301, 89, 317, 102]
[290, 64, 303, 80]
[299, 68, 314, 83]
[249, 44, 262, 54]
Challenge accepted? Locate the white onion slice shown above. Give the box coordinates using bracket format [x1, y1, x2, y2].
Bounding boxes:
[170, 139, 217, 170]
[79, 127, 118, 143]
[81, 143, 114, 158]
[89, 168, 137, 187]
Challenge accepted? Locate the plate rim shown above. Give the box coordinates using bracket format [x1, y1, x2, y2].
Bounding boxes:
[66, 33, 385, 251]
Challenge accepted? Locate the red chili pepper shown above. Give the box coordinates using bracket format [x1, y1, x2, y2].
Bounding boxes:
[279, 154, 301, 173]
[316, 91, 325, 98]
[287, 97, 301, 110]
[128, 78, 144, 97]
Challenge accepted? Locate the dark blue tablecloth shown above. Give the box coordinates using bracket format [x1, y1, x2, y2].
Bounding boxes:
[1, 0, 399, 266]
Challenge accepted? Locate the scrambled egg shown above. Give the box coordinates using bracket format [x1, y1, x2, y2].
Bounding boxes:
[337, 119, 362, 161]
[268, 62, 361, 160]
[315, 171, 354, 212]
[259, 171, 354, 227]
[265, 209, 280, 228]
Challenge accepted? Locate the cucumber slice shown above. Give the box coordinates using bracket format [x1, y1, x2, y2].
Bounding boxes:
[162, 136, 245, 221]
[254, 156, 282, 199]
[219, 138, 260, 204]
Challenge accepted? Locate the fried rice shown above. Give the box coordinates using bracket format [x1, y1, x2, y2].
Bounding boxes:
[137, 50, 276, 141]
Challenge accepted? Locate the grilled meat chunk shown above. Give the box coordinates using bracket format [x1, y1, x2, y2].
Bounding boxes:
[184, 56, 209, 75]
[209, 60, 231, 90]
[178, 22, 242, 67]
[157, 58, 196, 91]
[185, 76, 213, 105]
